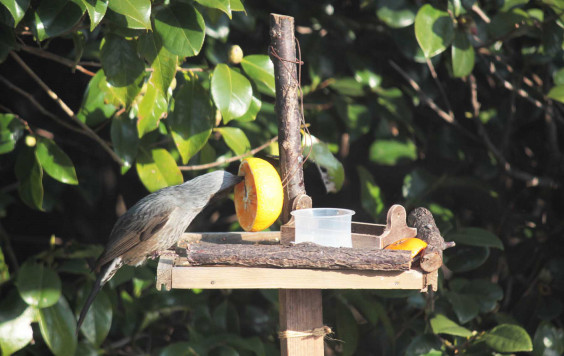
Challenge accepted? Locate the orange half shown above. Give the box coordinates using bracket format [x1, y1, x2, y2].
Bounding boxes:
[384, 237, 428, 258]
[234, 157, 283, 232]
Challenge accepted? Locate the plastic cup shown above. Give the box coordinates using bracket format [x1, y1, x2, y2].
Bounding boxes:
[290, 208, 355, 248]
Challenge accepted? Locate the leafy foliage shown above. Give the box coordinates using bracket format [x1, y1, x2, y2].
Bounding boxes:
[0, 0, 563, 355]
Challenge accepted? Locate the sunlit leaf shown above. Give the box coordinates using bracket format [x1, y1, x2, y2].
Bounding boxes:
[168, 78, 214, 164]
[211, 64, 253, 123]
[451, 31, 474, 78]
[38, 297, 77, 356]
[533, 321, 564, 356]
[484, 324, 533, 352]
[1, 0, 30, 26]
[241, 55, 275, 97]
[414, 4, 454, 58]
[136, 148, 183, 192]
[303, 135, 345, 193]
[101, 34, 146, 87]
[216, 127, 250, 156]
[107, 0, 151, 29]
[111, 114, 139, 172]
[138, 31, 178, 96]
[234, 90, 261, 122]
[154, 2, 206, 57]
[547, 85, 564, 103]
[15, 261, 61, 308]
[98, 69, 145, 108]
[80, 0, 107, 30]
[430, 314, 472, 337]
[369, 139, 417, 165]
[0, 113, 24, 154]
[0, 291, 34, 355]
[15, 147, 43, 210]
[35, 137, 78, 185]
[137, 83, 168, 138]
[195, 0, 232, 18]
[77, 70, 116, 127]
[376, 0, 417, 28]
[33, 0, 85, 41]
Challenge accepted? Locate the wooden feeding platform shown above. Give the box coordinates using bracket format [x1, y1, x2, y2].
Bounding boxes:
[156, 205, 443, 292]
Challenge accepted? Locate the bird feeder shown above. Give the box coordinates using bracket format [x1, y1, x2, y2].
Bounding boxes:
[156, 13, 452, 356]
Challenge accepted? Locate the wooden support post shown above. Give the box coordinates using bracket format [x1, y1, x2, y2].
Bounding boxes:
[270, 13, 324, 356]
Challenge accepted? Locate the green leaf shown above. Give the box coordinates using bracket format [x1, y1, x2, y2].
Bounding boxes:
[136, 148, 183, 192]
[357, 166, 384, 219]
[230, 0, 245, 12]
[446, 227, 504, 250]
[15, 147, 44, 210]
[77, 286, 112, 347]
[414, 4, 454, 58]
[451, 31, 474, 78]
[330, 77, 365, 97]
[336, 301, 359, 356]
[195, 0, 232, 18]
[460, 279, 504, 313]
[168, 78, 214, 164]
[0, 0, 30, 26]
[336, 101, 371, 141]
[38, 297, 77, 356]
[369, 139, 417, 165]
[211, 64, 253, 123]
[430, 314, 472, 337]
[138, 31, 178, 96]
[216, 127, 250, 156]
[77, 70, 116, 127]
[98, 69, 145, 108]
[553, 68, 564, 86]
[445, 291, 480, 324]
[15, 261, 62, 308]
[0, 246, 8, 284]
[547, 85, 564, 103]
[303, 135, 345, 193]
[35, 137, 79, 185]
[154, 2, 206, 57]
[487, 9, 529, 38]
[0, 291, 34, 355]
[107, 0, 150, 29]
[405, 334, 442, 356]
[241, 55, 276, 97]
[533, 322, 564, 356]
[0, 113, 24, 154]
[101, 34, 146, 87]
[484, 324, 533, 352]
[137, 82, 168, 138]
[445, 245, 490, 272]
[81, 0, 107, 30]
[234, 90, 261, 122]
[33, 0, 85, 41]
[111, 114, 139, 172]
[376, 0, 417, 29]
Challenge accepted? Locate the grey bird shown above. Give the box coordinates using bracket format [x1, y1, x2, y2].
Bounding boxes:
[76, 170, 243, 331]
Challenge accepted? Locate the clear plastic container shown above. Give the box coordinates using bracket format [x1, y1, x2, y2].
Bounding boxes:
[290, 208, 355, 248]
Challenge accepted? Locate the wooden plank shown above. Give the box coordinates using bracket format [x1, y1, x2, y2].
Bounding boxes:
[170, 266, 425, 290]
[179, 231, 280, 246]
[156, 255, 174, 291]
[279, 290, 324, 356]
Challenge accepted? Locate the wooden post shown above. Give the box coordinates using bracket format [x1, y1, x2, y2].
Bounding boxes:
[270, 14, 325, 356]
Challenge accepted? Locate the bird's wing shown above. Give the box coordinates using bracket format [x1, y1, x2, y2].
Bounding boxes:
[95, 206, 178, 269]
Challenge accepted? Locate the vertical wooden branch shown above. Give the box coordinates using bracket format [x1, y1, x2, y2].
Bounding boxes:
[270, 14, 306, 224]
[270, 13, 324, 356]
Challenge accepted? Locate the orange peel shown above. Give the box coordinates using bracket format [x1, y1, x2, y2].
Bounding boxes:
[384, 237, 428, 258]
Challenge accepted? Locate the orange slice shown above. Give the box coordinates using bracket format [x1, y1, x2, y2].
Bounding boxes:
[384, 237, 428, 258]
[234, 157, 283, 232]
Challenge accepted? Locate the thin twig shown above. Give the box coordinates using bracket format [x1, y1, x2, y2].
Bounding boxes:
[389, 60, 454, 124]
[0, 75, 84, 133]
[471, 3, 491, 23]
[9, 52, 123, 165]
[502, 84, 516, 154]
[179, 136, 279, 171]
[19, 45, 95, 76]
[426, 58, 454, 120]
[469, 74, 558, 188]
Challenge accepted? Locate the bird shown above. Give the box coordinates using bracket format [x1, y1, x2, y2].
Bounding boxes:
[76, 170, 243, 332]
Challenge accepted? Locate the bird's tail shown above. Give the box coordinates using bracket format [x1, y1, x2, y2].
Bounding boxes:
[76, 258, 121, 334]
